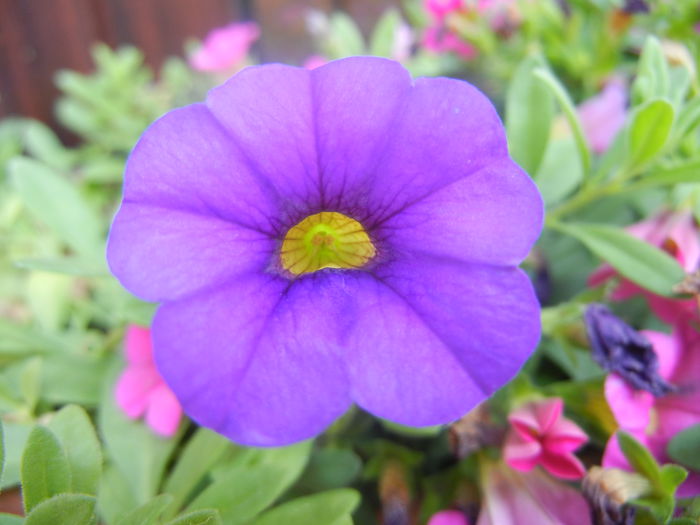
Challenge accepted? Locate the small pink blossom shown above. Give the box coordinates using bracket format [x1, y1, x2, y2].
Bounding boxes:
[578, 78, 627, 154]
[504, 398, 588, 480]
[423, 27, 476, 59]
[589, 210, 700, 323]
[115, 325, 182, 437]
[477, 460, 593, 525]
[303, 54, 328, 70]
[189, 22, 260, 73]
[428, 509, 470, 525]
[425, 0, 464, 21]
[603, 324, 700, 497]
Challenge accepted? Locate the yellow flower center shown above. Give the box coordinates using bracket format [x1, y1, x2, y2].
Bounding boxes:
[280, 212, 376, 276]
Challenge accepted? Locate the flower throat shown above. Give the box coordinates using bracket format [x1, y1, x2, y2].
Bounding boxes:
[280, 212, 376, 276]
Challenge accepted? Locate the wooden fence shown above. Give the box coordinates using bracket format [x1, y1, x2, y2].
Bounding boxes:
[0, 0, 398, 131]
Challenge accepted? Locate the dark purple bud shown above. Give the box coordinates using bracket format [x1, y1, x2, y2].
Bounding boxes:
[622, 0, 650, 14]
[583, 304, 675, 397]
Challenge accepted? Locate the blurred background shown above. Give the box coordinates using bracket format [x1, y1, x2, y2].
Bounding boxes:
[0, 0, 398, 135]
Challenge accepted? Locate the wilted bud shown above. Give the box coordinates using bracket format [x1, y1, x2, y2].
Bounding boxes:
[583, 467, 650, 525]
[449, 403, 501, 459]
[622, 0, 649, 14]
[379, 461, 411, 525]
[583, 304, 674, 396]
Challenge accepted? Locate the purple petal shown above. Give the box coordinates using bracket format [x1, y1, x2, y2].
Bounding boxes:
[360, 75, 509, 228]
[119, 103, 278, 233]
[345, 258, 540, 425]
[108, 203, 274, 302]
[206, 64, 320, 220]
[152, 271, 352, 446]
[380, 158, 542, 265]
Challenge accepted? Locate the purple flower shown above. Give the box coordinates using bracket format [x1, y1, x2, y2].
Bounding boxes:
[107, 57, 542, 446]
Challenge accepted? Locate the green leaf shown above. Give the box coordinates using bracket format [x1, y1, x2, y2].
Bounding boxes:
[115, 494, 173, 525]
[20, 357, 42, 416]
[297, 448, 362, 491]
[0, 513, 23, 525]
[248, 489, 360, 525]
[9, 157, 104, 259]
[47, 405, 102, 495]
[22, 121, 73, 171]
[327, 13, 365, 58]
[554, 222, 685, 297]
[163, 428, 231, 516]
[97, 466, 138, 525]
[632, 36, 670, 104]
[506, 56, 554, 175]
[0, 421, 5, 487]
[534, 68, 591, 175]
[21, 426, 71, 513]
[668, 424, 700, 471]
[42, 353, 110, 406]
[25, 494, 96, 525]
[633, 158, 700, 189]
[369, 9, 401, 57]
[535, 137, 583, 205]
[659, 464, 688, 494]
[165, 509, 222, 525]
[14, 257, 109, 277]
[98, 361, 181, 507]
[2, 422, 32, 489]
[187, 441, 311, 524]
[618, 431, 661, 484]
[627, 99, 674, 167]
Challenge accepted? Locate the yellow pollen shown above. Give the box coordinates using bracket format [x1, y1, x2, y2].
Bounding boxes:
[280, 212, 376, 276]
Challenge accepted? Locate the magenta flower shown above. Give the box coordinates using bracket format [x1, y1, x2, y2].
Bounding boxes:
[504, 398, 588, 480]
[577, 78, 627, 154]
[477, 460, 593, 525]
[425, 0, 464, 21]
[303, 55, 328, 70]
[115, 325, 183, 437]
[428, 510, 470, 525]
[423, 27, 477, 59]
[603, 324, 700, 497]
[107, 57, 542, 446]
[589, 210, 700, 324]
[189, 22, 260, 73]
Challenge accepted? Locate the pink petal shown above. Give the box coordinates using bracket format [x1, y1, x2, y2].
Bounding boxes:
[666, 211, 700, 272]
[125, 325, 154, 365]
[578, 79, 627, 154]
[504, 429, 542, 472]
[533, 398, 563, 433]
[601, 431, 650, 471]
[145, 383, 183, 437]
[539, 450, 587, 480]
[546, 418, 588, 450]
[641, 330, 679, 380]
[428, 510, 470, 525]
[604, 374, 654, 431]
[190, 22, 259, 73]
[115, 367, 159, 419]
[677, 473, 700, 499]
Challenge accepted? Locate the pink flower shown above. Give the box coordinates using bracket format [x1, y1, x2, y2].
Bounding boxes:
[504, 398, 588, 480]
[422, 27, 476, 59]
[115, 325, 183, 437]
[589, 210, 700, 324]
[578, 78, 627, 154]
[189, 22, 260, 73]
[425, 0, 464, 21]
[603, 324, 700, 497]
[477, 460, 593, 525]
[428, 510, 470, 525]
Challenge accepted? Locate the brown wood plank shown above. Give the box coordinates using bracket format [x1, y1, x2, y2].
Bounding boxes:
[337, 0, 400, 36]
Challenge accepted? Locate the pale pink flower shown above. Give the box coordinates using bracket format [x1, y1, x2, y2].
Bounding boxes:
[425, 0, 464, 21]
[578, 78, 627, 154]
[189, 22, 260, 73]
[303, 55, 328, 70]
[428, 509, 470, 525]
[391, 21, 415, 62]
[422, 27, 476, 59]
[115, 325, 182, 437]
[477, 460, 593, 525]
[603, 324, 700, 497]
[589, 210, 700, 324]
[504, 398, 588, 480]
